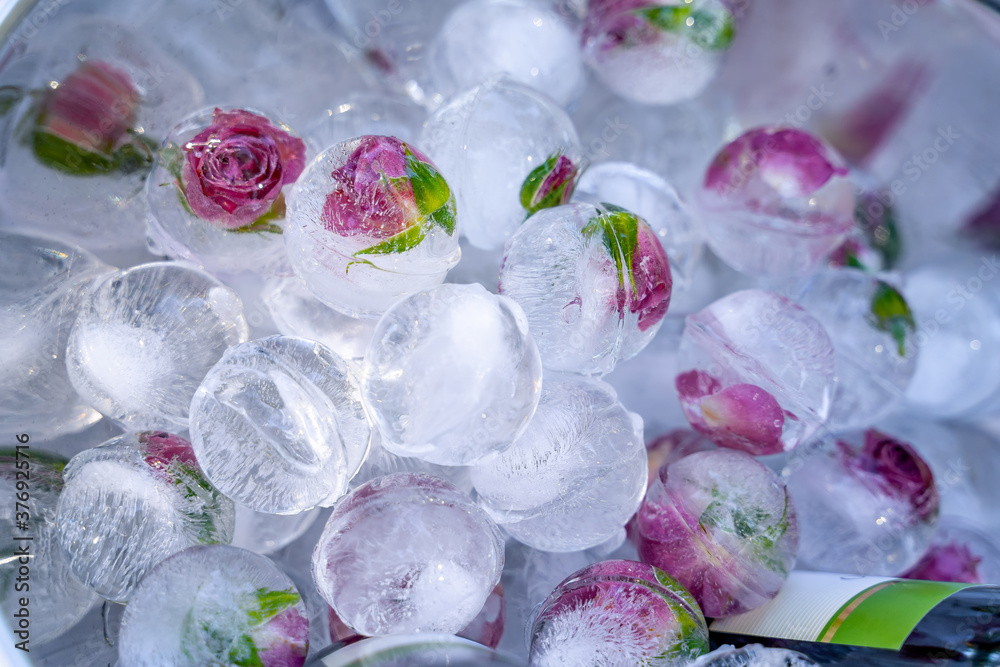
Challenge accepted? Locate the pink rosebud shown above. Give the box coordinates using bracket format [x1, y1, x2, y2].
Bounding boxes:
[630, 220, 672, 331]
[520, 153, 581, 215]
[181, 108, 306, 228]
[39, 59, 139, 157]
[706, 127, 848, 200]
[842, 429, 939, 522]
[903, 541, 983, 584]
[137, 431, 200, 483]
[675, 370, 786, 455]
[255, 605, 310, 667]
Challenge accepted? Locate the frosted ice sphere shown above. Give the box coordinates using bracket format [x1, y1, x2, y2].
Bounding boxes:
[675, 290, 835, 455]
[311, 473, 504, 636]
[903, 257, 1000, 418]
[575, 161, 703, 292]
[146, 107, 308, 276]
[65, 261, 249, 431]
[0, 232, 112, 438]
[499, 203, 672, 375]
[285, 135, 460, 318]
[118, 544, 309, 667]
[793, 270, 917, 431]
[361, 283, 542, 466]
[581, 0, 734, 105]
[314, 634, 521, 666]
[427, 0, 586, 108]
[0, 450, 97, 645]
[634, 449, 799, 617]
[471, 375, 647, 552]
[55, 431, 235, 602]
[786, 429, 938, 577]
[231, 505, 322, 555]
[692, 644, 818, 666]
[190, 335, 373, 514]
[529, 560, 709, 666]
[695, 127, 855, 276]
[419, 79, 582, 250]
[0, 18, 203, 253]
[303, 92, 426, 149]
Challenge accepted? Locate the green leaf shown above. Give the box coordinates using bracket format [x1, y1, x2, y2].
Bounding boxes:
[636, 4, 734, 51]
[403, 145, 454, 232]
[520, 153, 560, 210]
[247, 588, 300, 626]
[0, 86, 25, 117]
[228, 633, 264, 667]
[160, 144, 185, 183]
[354, 223, 425, 258]
[870, 280, 915, 356]
[427, 202, 456, 235]
[582, 204, 639, 298]
[230, 193, 286, 235]
[31, 130, 117, 175]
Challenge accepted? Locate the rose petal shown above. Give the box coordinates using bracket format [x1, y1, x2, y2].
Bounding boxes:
[903, 541, 982, 584]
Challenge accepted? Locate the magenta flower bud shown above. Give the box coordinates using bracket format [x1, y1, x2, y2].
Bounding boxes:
[842, 429, 939, 523]
[903, 541, 983, 584]
[520, 152, 581, 215]
[138, 430, 199, 476]
[180, 108, 305, 229]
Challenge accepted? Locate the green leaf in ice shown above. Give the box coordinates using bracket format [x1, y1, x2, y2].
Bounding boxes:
[247, 588, 301, 625]
[869, 280, 915, 357]
[404, 144, 455, 234]
[636, 4, 735, 51]
[582, 203, 640, 297]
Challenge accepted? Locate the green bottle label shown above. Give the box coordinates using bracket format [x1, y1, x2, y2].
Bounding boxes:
[710, 572, 973, 650]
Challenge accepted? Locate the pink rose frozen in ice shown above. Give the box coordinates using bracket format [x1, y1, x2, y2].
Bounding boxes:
[903, 541, 982, 584]
[181, 108, 306, 228]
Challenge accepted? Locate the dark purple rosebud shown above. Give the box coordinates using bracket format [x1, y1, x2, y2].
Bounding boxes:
[675, 370, 785, 455]
[841, 429, 939, 522]
[903, 541, 983, 584]
[181, 108, 306, 229]
[705, 127, 848, 200]
[520, 152, 580, 215]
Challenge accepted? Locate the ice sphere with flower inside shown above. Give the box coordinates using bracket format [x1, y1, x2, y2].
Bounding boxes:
[470, 374, 647, 552]
[0, 450, 98, 646]
[634, 449, 799, 617]
[528, 560, 709, 666]
[792, 269, 918, 431]
[361, 282, 541, 466]
[118, 544, 309, 667]
[785, 429, 939, 577]
[189, 335, 373, 514]
[426, 0, 586, 108]
[0, 231, 113, 438]
[691, 644, 818, 666]
[419, 78, 583, 250]
[311, 473, 505, 636]
[695, 126, 856, 276]
[499, 202, 672, 375]
[145, 107, 308, 276]
[65, 261, 249, 432]
[675, 289, 835, 455]
[581, 0, 736, 106]
[313, 634, 521, 666]
[285, 135, 460, 318]
[55, 431, 235, 602]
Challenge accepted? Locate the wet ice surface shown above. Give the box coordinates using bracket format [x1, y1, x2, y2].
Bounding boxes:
[793, 269, 917, 431]
[691, 644, 818, 666]
[65, 262, 249, 431]
[311, 473, 504, 636]
[0, 232, 112, 439]
[118, 544, 310, 667]
[190, 335, 373, 514]
[55, 432, 235, 602]
[419, 79, 582, 251]
[310, 634, 521, 667]
[361, 283, 542, 466]
[0, 450, 98, 646]
[471, 375, 647, 552]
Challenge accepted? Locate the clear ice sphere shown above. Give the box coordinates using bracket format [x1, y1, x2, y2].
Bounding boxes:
[691, 644, 818, 666]
[262, 275, 379, 361]
[0, 17, 203, 253]
[499, 202, 672, 375]
[190, 335, 373, 514]
[426, 0, 586, 108]
[118, 544, 310, 667]
[312, 634, 521, 666]
[471, 375, 648, 552]
[793, 269, 917, 431]
[419, 79, 582, 251]
[0, 232, 112, 439]
[634, 449, 799, 617]
[285, 135, 461, 318]
[231, 504, 322, 556]
[65, 261, 249, 431]
[785, 429, 938, 577]
[311, 473, 504, 636]
[361, 283, 542, 466]
[0, 450, 98, 646]
[676, 289, 835, 454]
[528, 560, 709, 666]
[55, 431, 235, 602]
